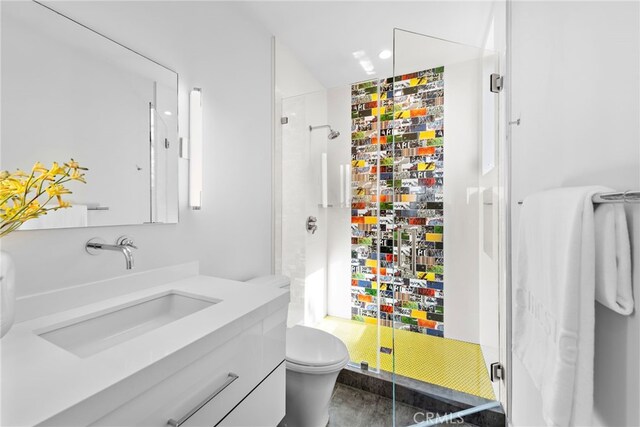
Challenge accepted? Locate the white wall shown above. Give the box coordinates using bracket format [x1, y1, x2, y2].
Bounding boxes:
[510, 2, 640, 425]
[1, 2, 273, 303]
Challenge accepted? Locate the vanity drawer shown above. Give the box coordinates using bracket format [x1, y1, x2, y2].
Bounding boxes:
[217, 362, 285, 427]
[91, 323, 268, 427]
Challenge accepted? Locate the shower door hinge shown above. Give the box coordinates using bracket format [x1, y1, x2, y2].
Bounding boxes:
[490, 362, 505, 382]
[281, 116, 289, 125]
[490, 74, 504, 93]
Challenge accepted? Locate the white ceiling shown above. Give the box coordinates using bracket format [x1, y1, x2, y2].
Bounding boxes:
[239, 1, 497, 88]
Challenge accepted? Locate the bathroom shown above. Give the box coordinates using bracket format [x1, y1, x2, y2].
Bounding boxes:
[0, 1, 638, 427]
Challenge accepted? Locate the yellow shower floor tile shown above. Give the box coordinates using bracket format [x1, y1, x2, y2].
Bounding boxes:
[315, 316, 495, 400]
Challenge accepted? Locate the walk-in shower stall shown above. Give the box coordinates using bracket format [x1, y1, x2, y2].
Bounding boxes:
[275, 26, 506, 425]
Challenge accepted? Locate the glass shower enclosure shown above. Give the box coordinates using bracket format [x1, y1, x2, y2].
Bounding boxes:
[276, 24, 505, 425]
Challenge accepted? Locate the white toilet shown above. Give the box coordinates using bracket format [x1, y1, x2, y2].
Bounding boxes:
[247, 275, 350, 427]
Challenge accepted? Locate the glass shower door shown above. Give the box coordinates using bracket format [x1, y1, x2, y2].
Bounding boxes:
[390, 28, 504, 426]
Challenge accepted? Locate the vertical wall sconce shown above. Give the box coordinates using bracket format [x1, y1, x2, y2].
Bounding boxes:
[189, 88, 203, 210]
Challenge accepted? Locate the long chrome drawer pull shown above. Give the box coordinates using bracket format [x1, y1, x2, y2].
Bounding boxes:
[167, 372, 239, 427]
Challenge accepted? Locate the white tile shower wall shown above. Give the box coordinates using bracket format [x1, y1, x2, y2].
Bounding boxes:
[281, 95, 309, 326]
[275, 41, 328, 326]
[280, 91, 328, 326]
[274, 41, 326, 278]
[305, 91, 329, 326]
[510, 2, 640, 425]
[326, 85, 352, 320]
[0, 2, 273, 302]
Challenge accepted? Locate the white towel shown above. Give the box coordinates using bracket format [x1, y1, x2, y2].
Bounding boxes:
[594, 204, 634, 315]
[514, 186, 610, 427]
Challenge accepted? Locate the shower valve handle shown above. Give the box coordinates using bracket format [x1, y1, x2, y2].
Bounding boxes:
[306, 216, 318, 234]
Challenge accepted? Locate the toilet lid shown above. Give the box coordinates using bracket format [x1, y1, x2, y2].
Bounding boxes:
[286, 325, 350, 367]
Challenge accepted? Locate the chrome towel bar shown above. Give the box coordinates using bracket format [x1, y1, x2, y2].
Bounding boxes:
[518, 190, 640, 205]
[592, 190, 640, 204]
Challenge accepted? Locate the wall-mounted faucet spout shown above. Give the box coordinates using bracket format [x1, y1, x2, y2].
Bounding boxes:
[86, 236, 138, 269]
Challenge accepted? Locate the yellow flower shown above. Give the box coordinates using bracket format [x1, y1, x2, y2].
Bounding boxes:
[1, 159, 87, 237]
[70, 169, 86, 183]
[24, 200, 42, 217]
[48, 162, 66, 177]
[66, 158, 88, 171]
[45, 183, 71, 198]
[1, 177, 26, 195]
[1, 203, 22, 221]
[56, 196, 71, 208]
[32, 162, 48, 174]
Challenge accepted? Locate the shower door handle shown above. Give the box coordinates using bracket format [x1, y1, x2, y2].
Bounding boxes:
[396, 227, 403, 271]
[396, 226, 418, 276]
[409, 227, 417, 275]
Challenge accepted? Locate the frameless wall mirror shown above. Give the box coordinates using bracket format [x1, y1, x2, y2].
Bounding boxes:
[1, 1, 179, 230]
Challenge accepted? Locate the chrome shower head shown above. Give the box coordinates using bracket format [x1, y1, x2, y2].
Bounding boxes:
[309, 124, 341, 141]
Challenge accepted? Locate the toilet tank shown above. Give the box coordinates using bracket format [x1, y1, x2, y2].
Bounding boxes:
[246, 275, 290, 290]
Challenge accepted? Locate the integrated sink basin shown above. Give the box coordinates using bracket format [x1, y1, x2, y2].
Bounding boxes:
[38, 291, 219, 357]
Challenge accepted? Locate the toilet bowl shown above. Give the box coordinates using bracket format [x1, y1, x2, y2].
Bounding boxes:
[246, 275, 350, 427]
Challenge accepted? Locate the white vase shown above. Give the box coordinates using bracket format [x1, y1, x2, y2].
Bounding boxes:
[1, 250, 16, 338]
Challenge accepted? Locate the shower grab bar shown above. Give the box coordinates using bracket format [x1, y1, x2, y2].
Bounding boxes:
[517, 190, 640, 205]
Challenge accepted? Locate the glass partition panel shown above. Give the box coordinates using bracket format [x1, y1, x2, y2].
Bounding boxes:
[391, 28, 503, 426]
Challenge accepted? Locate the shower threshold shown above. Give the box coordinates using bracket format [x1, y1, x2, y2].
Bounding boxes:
[337, 366, 505, 427]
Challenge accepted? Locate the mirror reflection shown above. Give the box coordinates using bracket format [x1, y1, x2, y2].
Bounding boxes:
[1, 1, 179, 230]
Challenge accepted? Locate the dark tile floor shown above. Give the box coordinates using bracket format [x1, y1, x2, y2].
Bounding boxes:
[329, 383, 475, 427]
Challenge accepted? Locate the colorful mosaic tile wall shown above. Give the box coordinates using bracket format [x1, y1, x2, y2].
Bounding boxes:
[350, 67, 445, 338]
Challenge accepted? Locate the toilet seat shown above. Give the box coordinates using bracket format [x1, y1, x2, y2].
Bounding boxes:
[285, 326, 350, 374]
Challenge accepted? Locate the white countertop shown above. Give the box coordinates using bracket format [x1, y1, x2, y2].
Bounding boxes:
[1, 275, 289, 427]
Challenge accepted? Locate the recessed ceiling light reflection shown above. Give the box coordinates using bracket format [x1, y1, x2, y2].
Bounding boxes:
[352, 50, 366, 59]
[378, 49, 392, 59]
[359, 60, 374, 73]
[353, 50, 377, 76]
[164, 111, 173, 116]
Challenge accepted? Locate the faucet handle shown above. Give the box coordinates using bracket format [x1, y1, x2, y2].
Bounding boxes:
[117, 236, 138, 250]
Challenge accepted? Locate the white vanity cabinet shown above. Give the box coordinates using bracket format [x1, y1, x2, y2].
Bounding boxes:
[2, 275, 290, 427]
[85, 308, 287, 427]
